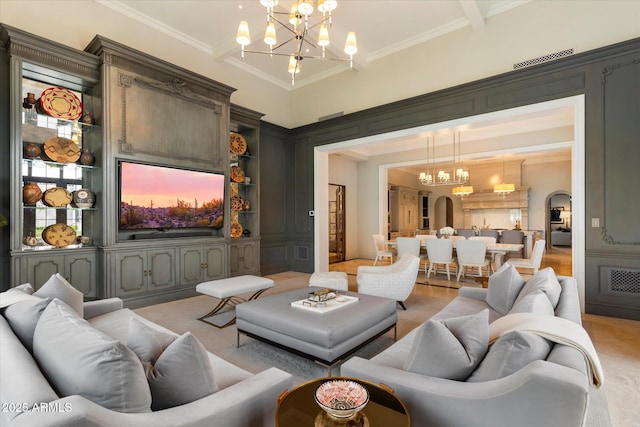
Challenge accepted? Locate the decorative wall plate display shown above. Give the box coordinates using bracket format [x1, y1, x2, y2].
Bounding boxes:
[43, 137, 81, 163]
[42, 223, 77, 248]
[230, 222, 243, 238]
[231, 165, 245, 183]
[230, 132, 247, 155]
[39, 86, 82, 120]
[231, 195, 245, 211]
[42, 187, 72, 207]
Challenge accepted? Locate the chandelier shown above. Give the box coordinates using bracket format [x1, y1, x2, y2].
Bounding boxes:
[236, 0, 358, 85]
[494, 158, 515, 197]
[418, 132, 471, 190]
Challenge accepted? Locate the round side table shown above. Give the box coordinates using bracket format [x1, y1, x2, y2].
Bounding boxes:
[276, 377, 409, 427]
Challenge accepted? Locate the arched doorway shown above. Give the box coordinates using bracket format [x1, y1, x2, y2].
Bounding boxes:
[546, 191, 572, 249]
[434, 196, 454, 231]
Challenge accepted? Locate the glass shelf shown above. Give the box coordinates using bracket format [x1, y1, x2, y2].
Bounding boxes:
[22, 158, 98, 170]
[23, 206, 97, 211]
[22, 111, 99, 131]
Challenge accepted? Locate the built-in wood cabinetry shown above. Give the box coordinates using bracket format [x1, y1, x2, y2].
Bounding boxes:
[2, 25, 261, 307]
[389, 186, 419, 238]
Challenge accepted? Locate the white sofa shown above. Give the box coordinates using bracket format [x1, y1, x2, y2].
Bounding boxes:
[1, 280, 292, 427]
[341, 267, 610, 427]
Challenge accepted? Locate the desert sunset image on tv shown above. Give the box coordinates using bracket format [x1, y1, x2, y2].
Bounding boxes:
[119, 162, 225, 230]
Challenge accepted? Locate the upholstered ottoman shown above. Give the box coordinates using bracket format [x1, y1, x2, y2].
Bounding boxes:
[308, 271, 348, 291]
[236, 286, 397, 374]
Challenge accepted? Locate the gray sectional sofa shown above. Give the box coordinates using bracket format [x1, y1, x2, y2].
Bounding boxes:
[0, 276, 292, 427]
[341, 267, 611, 427]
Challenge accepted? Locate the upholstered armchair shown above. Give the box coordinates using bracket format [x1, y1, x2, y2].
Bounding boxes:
[357, 253, 420, 310]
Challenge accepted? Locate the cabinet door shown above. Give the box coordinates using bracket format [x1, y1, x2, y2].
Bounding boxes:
[147, 249, 176, 291]
[230, 241, 258, 275]
[203, 245, 226, 281]
[26, 256, 64, 291]
[179, 247, 204, 286]
[65, 253, 97, 297]
[115, 252, 147, 297]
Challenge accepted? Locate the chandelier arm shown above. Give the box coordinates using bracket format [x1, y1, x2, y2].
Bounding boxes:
[270, 15, 298, 36]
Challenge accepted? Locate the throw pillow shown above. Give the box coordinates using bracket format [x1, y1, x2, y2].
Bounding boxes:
[404, 309, 489, 380]
[33, 299, 152, 413]
[0, 284, 37, 308]
[512, 267, 562, 309]
[467, 330, 553, 382]
[127, 317, 218, 410]
[3, 296, 51, 352]
[509, 289, 555, 316]
[486, 263, 526, 315]
[33, 273, 84, 317]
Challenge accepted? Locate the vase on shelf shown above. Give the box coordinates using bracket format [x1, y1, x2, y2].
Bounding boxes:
[23, 182, 42, 204]
[79, 148, 95, 166]
[23, 143, 41, 159]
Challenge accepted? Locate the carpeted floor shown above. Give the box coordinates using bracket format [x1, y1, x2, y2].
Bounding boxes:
[134, 270, 640, 427]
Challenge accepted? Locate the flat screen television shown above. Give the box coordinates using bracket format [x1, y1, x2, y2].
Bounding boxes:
[119, 161, 225, 231]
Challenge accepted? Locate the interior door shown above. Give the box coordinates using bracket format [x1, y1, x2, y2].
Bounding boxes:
[329, 184, 346, 263]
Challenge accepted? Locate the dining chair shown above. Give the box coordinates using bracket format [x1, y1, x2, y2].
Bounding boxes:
[415, 234, 436, 274]
[500, 230, 525, 257]
[425, 238, 457, 281]
[506, 239, 546, 274]
[448, 235, 466, 247]
[396, 237, 421, 258]
[455, 239, 491, 281]
[479, 229, 500, 240]
[456, 229, 476, 239]
[372, 234, 397, 265]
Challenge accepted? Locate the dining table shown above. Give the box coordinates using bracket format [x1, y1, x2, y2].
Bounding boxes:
[385, 239, 524, 269]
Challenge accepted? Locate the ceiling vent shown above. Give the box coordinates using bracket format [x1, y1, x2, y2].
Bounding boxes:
[513, 48, 574, 70]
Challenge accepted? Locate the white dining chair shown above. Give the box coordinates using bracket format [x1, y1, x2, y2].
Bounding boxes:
[506, 239, 546, 274]
[372, 234, 396, 265]
[396, 237, 421, 258]
[425, 238, 457, 281]
[455, 239, 491, 281]
[415, 235, 436, 274]
[448, 235, 466, 247]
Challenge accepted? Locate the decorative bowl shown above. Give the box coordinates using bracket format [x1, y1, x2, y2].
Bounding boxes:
[315, 380, 369, 419]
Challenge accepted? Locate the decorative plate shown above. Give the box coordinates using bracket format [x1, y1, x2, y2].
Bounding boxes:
[42, 187, 72, 207]
[39, 87, 83, 120]
[43, 137, 81, 163]
[42, 223, 77, 248]
[231, 166, 245, 183]
[231, 195, 244, 211]
[230, 132, 247, 155]
[230, 222, 243, 238]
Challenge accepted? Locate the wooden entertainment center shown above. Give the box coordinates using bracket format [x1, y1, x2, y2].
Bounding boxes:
[4, 25, 262, 307]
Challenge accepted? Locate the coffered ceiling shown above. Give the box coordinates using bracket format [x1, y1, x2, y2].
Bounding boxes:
[96, 0, 533, 90]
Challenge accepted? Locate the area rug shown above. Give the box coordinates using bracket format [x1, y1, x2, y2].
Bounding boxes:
[133, 273, 455, 384]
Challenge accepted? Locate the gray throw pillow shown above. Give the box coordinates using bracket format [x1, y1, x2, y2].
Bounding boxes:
[0, 285, 38, 308]
[486, 263, 525, 314]
[404, 309, 489, 380]
[33, 299, 152, 413]
[509, 289, 555, 315]
[34, 273, 84, 317]
[512, 267, 562, 309]
[3, 296, 51, 352]
[127, 317, 218, 410]
[467, 331, 553, 382]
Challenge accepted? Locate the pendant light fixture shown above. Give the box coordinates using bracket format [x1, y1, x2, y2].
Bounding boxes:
[494, 158, 515, 197]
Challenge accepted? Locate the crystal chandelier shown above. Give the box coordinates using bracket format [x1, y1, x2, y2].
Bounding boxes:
[418, 132, 471, 189]
[494, 158, 515, 197]
[236, 0, 358, 85]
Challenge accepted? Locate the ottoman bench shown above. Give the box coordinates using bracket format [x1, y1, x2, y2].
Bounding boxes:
[196, 275, 274, 328]
[236, 286, 397, 374]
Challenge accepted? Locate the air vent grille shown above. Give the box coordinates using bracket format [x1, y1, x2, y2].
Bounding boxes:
[513, 49, 574, 70]
[609, 268, 640, 295]
[295, 245, 309, 261]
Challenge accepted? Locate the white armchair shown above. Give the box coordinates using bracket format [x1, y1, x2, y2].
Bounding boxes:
[356, 253, 420, 310]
